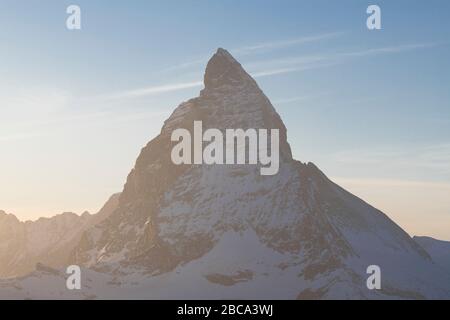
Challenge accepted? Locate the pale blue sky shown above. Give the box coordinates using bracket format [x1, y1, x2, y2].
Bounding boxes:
[0, 1, 449, 239]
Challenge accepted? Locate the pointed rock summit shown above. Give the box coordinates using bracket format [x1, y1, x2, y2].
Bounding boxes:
[203, 48, 255, 89]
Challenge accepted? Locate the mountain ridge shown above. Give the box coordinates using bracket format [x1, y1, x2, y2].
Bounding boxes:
[0, 193, 120, 278]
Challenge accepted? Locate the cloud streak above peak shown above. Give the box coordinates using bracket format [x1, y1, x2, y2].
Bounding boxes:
[159, 32, 344, 74]
[339, 42, 442, 58]
[231, 32, 344, 56]
[103, 40, 440, 100]
[103, 81, 204, 100]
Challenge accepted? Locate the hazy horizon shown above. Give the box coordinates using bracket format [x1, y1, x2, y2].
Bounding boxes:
[1, 0, 450, 241]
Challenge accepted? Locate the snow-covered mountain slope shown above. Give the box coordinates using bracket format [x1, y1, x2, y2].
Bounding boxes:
[414, 236, 450, 271]
[1, 49, 449, 299]
[0, 193, 120, 278]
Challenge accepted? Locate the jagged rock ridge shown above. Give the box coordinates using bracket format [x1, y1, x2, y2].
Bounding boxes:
[0, 193, 120, 278]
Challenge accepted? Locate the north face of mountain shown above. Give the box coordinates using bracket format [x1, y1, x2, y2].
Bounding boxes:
[70, 47, 293, 271]
[68, 49, 450, 299]
[0, 193, 119, 278]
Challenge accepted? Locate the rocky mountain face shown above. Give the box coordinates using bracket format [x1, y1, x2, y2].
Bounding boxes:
[1, 49, 449, 299]
[0, 193, 119, 278]
[70, 48, 295, 272]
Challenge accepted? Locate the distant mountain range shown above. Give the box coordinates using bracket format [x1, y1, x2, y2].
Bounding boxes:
[0, 194, 119, 278]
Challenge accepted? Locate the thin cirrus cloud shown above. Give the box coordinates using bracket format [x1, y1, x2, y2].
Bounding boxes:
[1, 88, 71, 116]
[331, 177, 450, 189]
[0, 108, 170, 145]
[332, 144, 450, 175]
[105, 81, 204, 100]
[102, 40, 440, 100]
[272, 92, 333, 105]
[102, 62, 333, 101]
[159, 32, 344, 73]
[339, 42, 441, 58]
[250, 61, 338, 78]
[0, 132, 48, 143]
[248, 42, 441, 78]
[231, 32, 344, 55]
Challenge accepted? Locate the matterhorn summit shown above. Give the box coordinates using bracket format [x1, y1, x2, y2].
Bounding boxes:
[1, 49, 450, 299]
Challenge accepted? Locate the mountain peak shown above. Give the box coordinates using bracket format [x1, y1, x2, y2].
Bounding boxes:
[3, 47, 450, 300]
[0, 210, 19, 223]
[203, 48, 253, 89]
[215, 47, 235, 60]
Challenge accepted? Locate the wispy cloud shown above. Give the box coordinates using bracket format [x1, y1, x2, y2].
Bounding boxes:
[251, 61, 338, 78]
[332, 177, 450, 189]
[340, 43, 440, 58]
[0, 109, 170, 145]
[1, 88, 71, 115]
[272, 92, 333, 105]
[158, 32, 343, 74]
[248, 42, 441, 78]
[232, 32, 343, 55]
[0, 132, 47, 143]
[332, 144, 450, 175]
[159, 59, 206, 73]
[104, 80, 203, 100]
[106, 60, 334, 100]
[246, 54, 328, 69]
[103, 41, 441, 100]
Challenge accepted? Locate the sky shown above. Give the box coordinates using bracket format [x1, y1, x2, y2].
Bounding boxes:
[0, 0, 449, 240]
